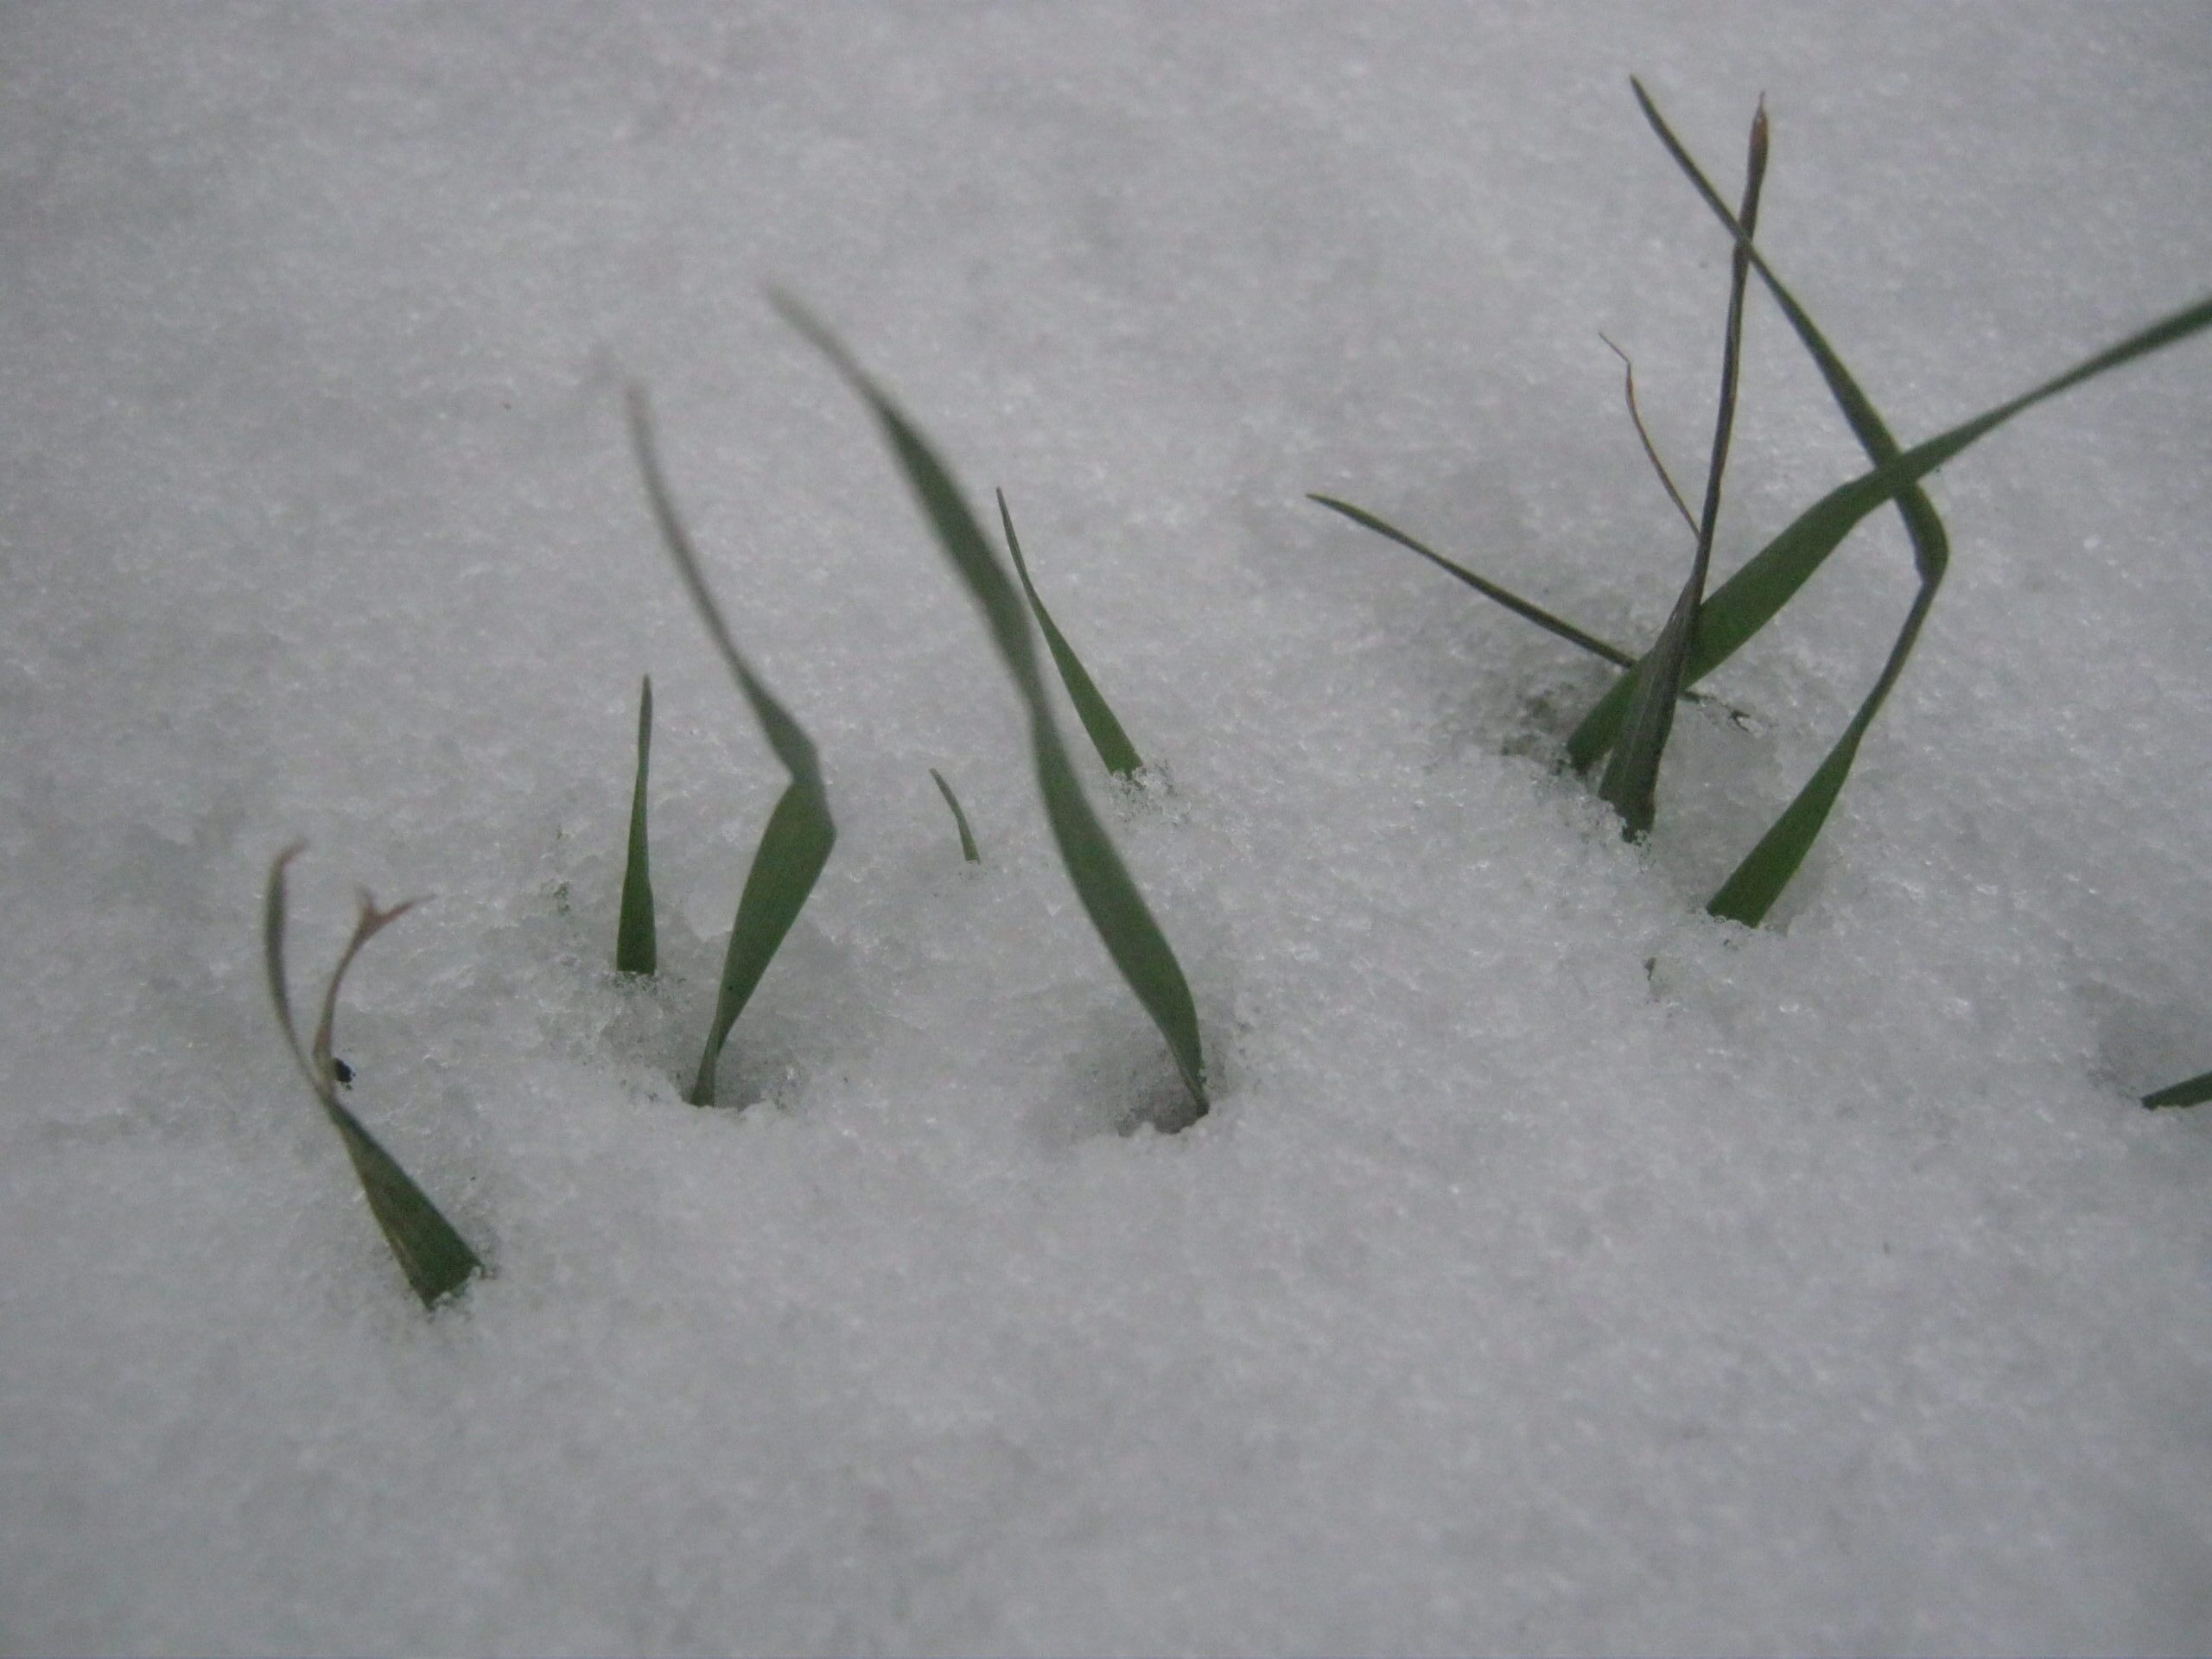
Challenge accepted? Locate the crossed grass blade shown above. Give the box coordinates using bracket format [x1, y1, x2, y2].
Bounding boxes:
[615, 674, 658, 974]
[1567, 291, 2212, 772]
[2142, 1070, 2212, 1109]
[998, 489, 1144, 779]
[930, 767, 982, 863]
[263, 844, 481, 1308]
[1598, 98, 1768, 839]
[1625, 79, 1955, 923]
[774, 292, 1207, 1119]
[626, 389, 837, 1107]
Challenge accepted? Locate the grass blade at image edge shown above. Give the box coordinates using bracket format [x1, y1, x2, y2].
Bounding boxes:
[1598, 98, 1769, 838]
[262, 845, 481, 1308]
[998, 489, 1145, 779]
[2142, 1070, 2212, 1109]
[615, 674, 658, 974]
[627, 389, 837, 1107]
[1567, 289, 2212, 772]
[931, 768, 982, 863]
[774, 292, 1206, 1118]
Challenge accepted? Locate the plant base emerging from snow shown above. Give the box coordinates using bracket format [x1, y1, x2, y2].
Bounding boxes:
[262, 844, 481, 1308]
[1316, 79, 2212, 927]
[615, 674, 658, 975]
[627, 388, 837, 1109]
[775, 292, 1208, 1122]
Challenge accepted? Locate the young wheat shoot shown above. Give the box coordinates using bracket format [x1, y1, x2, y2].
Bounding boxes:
[998, 489, 1146, 780]
[615, 674, 658, 974]
[263, 843, 481, 1307]
[930, 767, 982, 863]
[627, 388, 837, 1108]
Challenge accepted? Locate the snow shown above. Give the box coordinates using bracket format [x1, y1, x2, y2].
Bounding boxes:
[4, 3, 2211, 1651]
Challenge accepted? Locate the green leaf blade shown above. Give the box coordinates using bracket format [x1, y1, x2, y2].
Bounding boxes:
[2143, 1070, 2212, 1109]
[780, 296, 1207, 1119]
[999, 489, 1144, 779]
[690, 781, 837, 1105]
[616, 675, 658, 975]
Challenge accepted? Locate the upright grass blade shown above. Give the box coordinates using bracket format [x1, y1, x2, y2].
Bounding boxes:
[263, 844, 481, 1308]
[775, 292, 1207, 1118]
[1625, 79, 1960, 923]
[930, 767, 982, 863]
[1598, 99, 1769, 839]
[1567, 288, 2212, 771]
[626, 389, 837, 1107]
[615, 674, 658, 974]
[2143, 1070, 2212, 1109]
[998, 489, 1145, 779]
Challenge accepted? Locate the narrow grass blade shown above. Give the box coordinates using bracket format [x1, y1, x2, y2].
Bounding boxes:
[1308, 493, 1638, 667]
[776, 291, 1207, 1117]
[262, 845, 481, 1308]
[931, 767, 982, 863]
[1601, 334, 1699, 536]
[2143, 1070, 2212, 1109]
[1567, 289, 2212, 772]
[627, 388, 837, 1107]
[615, 674, 658, 975]
[1598, 99, 1769, 839]
[998, 489, 1144, 779]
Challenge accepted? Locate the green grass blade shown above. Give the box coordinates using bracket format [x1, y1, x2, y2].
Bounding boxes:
[931, 767, 982, 863]
[998, 489, 1144, 779]
[690, 780, 836, 1104]
[262, 846, 481, 1308]
[1567, 288, 2212, 771]
[2143, 1070, 2212, 1109]
[627, 388, 838, 1107]
[776, 291, 1207, 1117]
[615, 674, 658, 975]
[1707, 578, 1936, 925]
[1598, 100, 1769, 838]
[1308, 493, 1639, 668]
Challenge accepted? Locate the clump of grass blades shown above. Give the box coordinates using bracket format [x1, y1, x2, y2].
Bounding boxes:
[2142, 1070, 2212, 1110]
[931, 767, 982, 863]
[1317, 79, 2212, 927]
[775, 292, 1208, 1122]
[262, 843, 481, 1308]
[615, 674, 657, 975]
[997, 489, 1146, 780]
[627, 387, 837, 1108]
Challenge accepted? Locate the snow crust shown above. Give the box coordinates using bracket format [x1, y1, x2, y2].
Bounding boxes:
[3, 3, 2210, 1651]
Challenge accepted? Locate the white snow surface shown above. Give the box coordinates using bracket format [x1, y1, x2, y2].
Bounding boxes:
[4, 4, 2211, 1653]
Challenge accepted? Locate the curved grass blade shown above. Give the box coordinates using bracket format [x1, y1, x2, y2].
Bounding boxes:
[1309, 493, 1638, 667]
[1598, 99, 1768, 838]
[626, 388, 837, 1107]
[930, 767, 982, 863]
[1567, 288, 2212, 772]
[998, 489, 1144, 779]
[263, 845, 481, 1308]
[1601, 334, 1700, 536]
[775, 291, 1206, 1117]
[615, 674, 658, 974]
[2143, 1070, 2212, 1109]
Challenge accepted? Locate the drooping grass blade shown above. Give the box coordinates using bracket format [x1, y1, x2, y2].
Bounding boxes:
[1598, 99, 1769, 840]
[263, 844, 481, 1308]
[615, 674, 658, 975]
[1601, 334, 1700, 537]
[1308, 493, 1639, 667]
[1567, 288, 2212, 772]
[931, 767, 982, 863]
[2143, 1070, 2212, 1109]
[998, 489, 1144, 779]
[626, 389, 838, 1107]
[775, 292, 1207, 1118]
